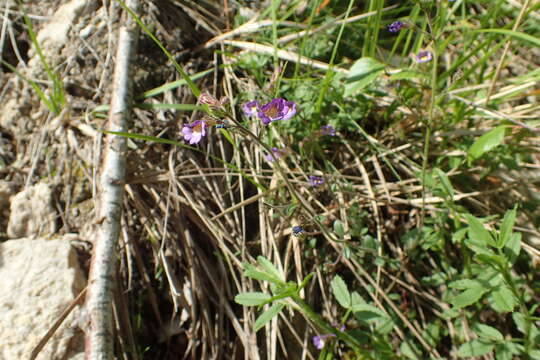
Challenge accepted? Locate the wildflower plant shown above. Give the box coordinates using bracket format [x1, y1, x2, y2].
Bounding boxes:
[99, 0, 540, 358]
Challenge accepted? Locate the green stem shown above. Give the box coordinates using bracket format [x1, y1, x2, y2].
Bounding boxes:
[291, 295, 374, 359]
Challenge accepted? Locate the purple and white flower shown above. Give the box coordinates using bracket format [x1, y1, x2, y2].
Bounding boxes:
[308, 175, 325, 187]
[388, 20, 405, 33]
[258, 98, 297, 125]
[242, 100, 260, 117]
[182, 120, 207, 145]
[414, 50, 433, 63]
[320, 125, 336, 136]
[264, 147, 286, 163]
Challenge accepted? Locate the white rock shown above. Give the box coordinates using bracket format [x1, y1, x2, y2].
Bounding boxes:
[0, 236, 86, 359]
[7, 183, 57, 238]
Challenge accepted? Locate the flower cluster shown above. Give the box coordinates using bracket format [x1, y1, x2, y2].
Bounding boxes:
[243, 98, 297, 125]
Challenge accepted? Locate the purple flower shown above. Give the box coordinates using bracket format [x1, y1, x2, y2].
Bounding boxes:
[258, 98, 297, 125]
[388, 20, 405, 33]
[242, 100, 260, 117]
[182, 120, 207, 145]
[308, 175, 325, 187]
[264, 147, 286, 163]
[320, 125, 336, 136]
[415, 50, 433, 63]
[312, 334, 334, 350]
[312, 325, 345, 350]
[292, 225, 303, 236]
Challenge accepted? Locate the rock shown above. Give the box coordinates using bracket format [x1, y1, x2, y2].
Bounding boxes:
[0, 235, 86, 359]
[7, 183, 57, 238]
[29, 0, 91, 73]
[0, 181, 17, 235]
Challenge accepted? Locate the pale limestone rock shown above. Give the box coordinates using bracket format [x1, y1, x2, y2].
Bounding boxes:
[7, 183, 57, 238]
[0, 236, 86, 359]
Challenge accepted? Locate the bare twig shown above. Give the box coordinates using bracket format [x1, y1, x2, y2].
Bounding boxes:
[84, 1, 139, 358]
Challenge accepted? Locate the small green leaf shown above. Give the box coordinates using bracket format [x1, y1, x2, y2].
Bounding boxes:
[449, 279, 485, 290]
[331, 275, 351, 309]
[253, 303, 285, 332]
[529, 350, 540, 360]
[351, 291, 365, 307]
[504, 233, 521, 265]
[344, 57, 385, 96]
[235, 292, 272, 306]
[434, 168, 455, 198]
[468, 126, 506, 162]
[457, 339, 495, 357]
[473, 323, 504, 342]
[465, 214, 496, 250]
[498, 208, 517, 248]
[257, 256, 284, 282]
[244, 264, 284, 285]
[333, 220, 345, 238]
[451, 287, 488, 309]
[476, 29, 540, 48]
[351, 303, 388, 319]
[495, 343, 513, 360]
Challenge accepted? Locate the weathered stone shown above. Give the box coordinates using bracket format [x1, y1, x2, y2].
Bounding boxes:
[7, 183, 57, 238]
[0, 235, 86, 359]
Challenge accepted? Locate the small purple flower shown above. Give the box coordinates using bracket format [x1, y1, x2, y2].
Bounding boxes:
[308, 175, 325, 187]
[312, 325, 345, 350]
[258, 98, 297, 125]
[242, 100, 260, 117]
[388, 20, 405, 33]
[182, 120, 206, 145]
[414, 50, 433, 63]
[264, 147, 286, 163]
[312, 334, 334, 350]
[320, 125, 336, 136]
[292, 225, 304, 236]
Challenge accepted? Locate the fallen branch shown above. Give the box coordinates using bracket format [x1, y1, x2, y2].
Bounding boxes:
[85, 1, 140, 358]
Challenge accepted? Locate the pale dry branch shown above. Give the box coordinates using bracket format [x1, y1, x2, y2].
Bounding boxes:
[85, 1, 139, 358]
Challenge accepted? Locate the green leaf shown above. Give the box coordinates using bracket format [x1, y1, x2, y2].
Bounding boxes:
[489, 286, 517, 313]
[352, 303, 388, 319]
[465, 214, 496, 250]
[244, 263, 284, 285]
[498, 208, 517, 248]
[504, 233, 521, 265]
[253, 303, 284, 332]
[451, 287, 489, 309]
[449, 279, 485, 290]
[389, 69, 428, 81]
[468, 126, 506, 162]
[344, 57, 385, 96]
[333, 220, 345, 239]
[495, 344, 513, 360]
[351, 291, 365, 307]
[457, 339, 495, 357]
[473, 323, 503, 342]
[257, 256, 284, 282]
[235, 292, 272, 306]
[331, 275, 351, 309]
[434, 168, 455, 198]
[476, 29, 540, 48]
[529, 350, 540, 360]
